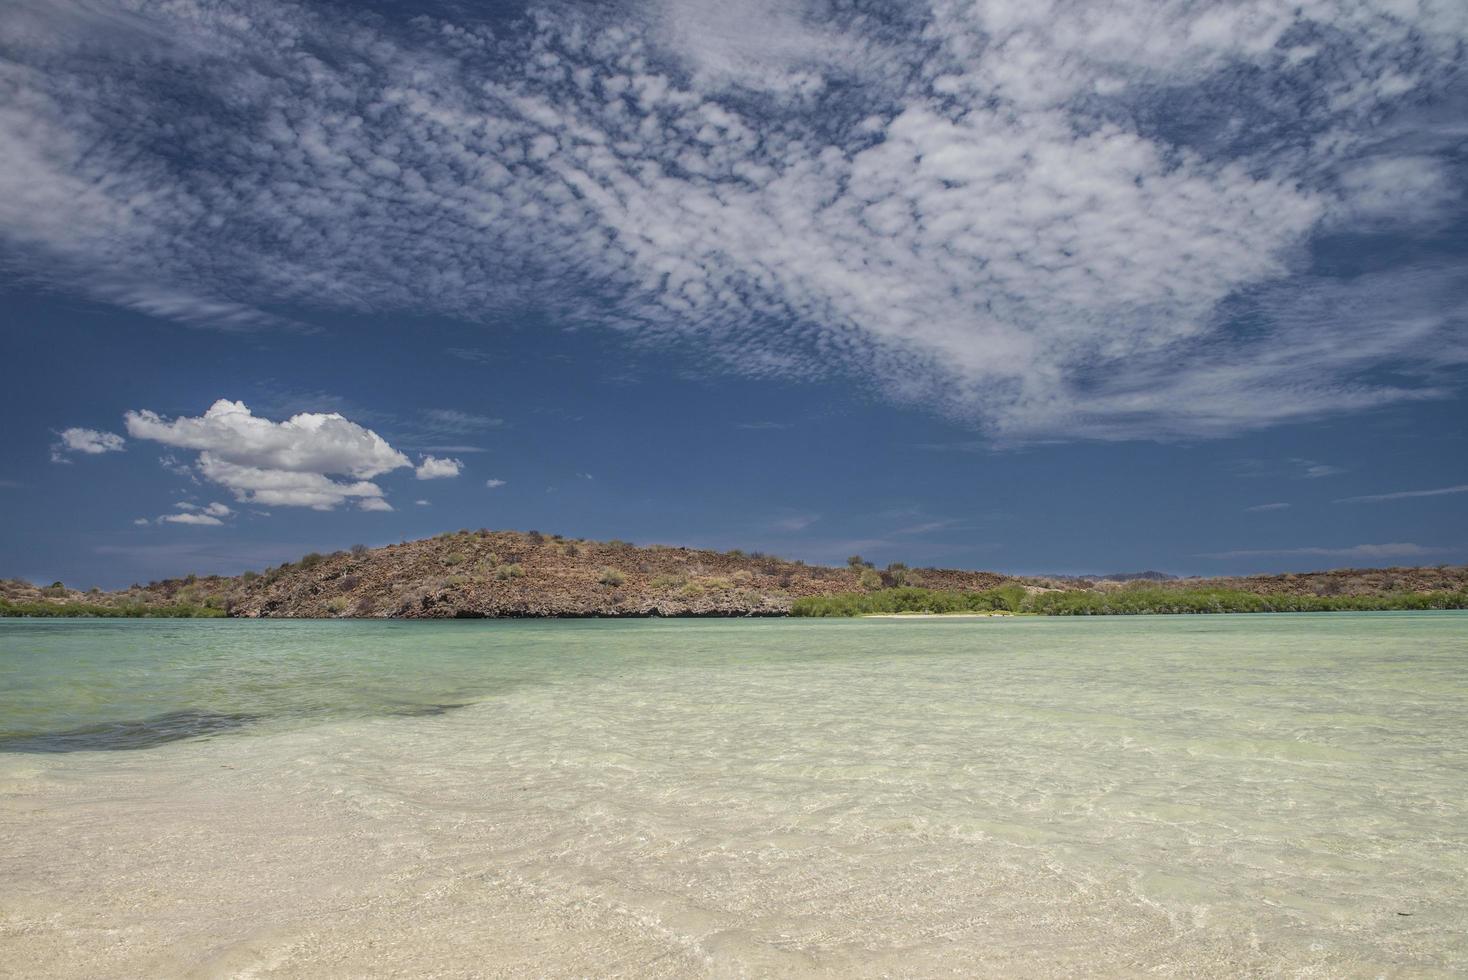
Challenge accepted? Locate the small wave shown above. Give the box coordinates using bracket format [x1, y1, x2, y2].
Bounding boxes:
[0, 710, 260, 753]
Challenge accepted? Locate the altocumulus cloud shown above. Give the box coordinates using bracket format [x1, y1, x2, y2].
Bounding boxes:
[3, 0, 1467, 440]
[124, 400, 409, 511]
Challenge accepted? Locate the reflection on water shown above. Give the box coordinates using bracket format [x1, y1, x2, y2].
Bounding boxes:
[1, 614, 1465, 977]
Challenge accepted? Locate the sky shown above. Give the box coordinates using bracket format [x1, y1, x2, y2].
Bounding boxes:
[1, 0, 1465, 589]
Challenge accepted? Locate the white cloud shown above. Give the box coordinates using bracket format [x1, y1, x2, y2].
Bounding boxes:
[1200, 542, 1443, 560]
[414, 455, 463, 480]
[125, 399, 408, 510]
[1337, 483, 1468, 504]
[1244, 502, 1290, 512]
[358, 498, 394, 512]
[52, 427, 124, 461]
[132, 517, 150, 526]
[485, 479, 507, 489]
[4, 1, 1467, 441]
[414, 499, 431, 506]
[161, 512, 223, 526]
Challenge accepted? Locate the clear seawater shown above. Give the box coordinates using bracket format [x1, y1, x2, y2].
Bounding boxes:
[1, 614, 1465, 977]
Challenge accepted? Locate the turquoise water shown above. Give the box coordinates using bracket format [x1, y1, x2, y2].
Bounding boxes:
[2, 613, 1466, 976]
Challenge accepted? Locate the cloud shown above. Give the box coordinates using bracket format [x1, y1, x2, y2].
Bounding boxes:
[52, 427, 124, 461]
[419, 410, 503, 434]
[772, 514, 819, 532]
[1298, 462, 1348, 479]
[1199, 543, 1444, 560]
[161, 512, 223, 526]
[414, 455, 463, 480]
[414, 499, 431, 506]
[125, 399, 408, 510]
[736, 422, 791, 431]
[3, 0, 1467, 440]
[358, 498, 394, 512]
[1244, 502, 1290, 512]
[485, 478, 507, 489]
[1337, 483, 1468, 504]
[445, 347, 494, 364]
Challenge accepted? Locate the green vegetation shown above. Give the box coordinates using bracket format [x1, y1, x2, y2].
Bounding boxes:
[494, 563, 525, 580]
[599, 568, 627, 586]
[858, 568, 883, 590]
[791, 586, 1468, 617]
[1025, 587, 1468, 615]
[792, 587, 1018, 617]
[0, 599, 226, 618]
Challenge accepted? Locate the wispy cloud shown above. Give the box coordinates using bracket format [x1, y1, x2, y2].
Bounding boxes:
[444, 347, 494, 364]
[485, 478, 507, 489]
[1244, 502, 1290, 512]
[3, 0, 1466, 439]
[736, 421, 791, 431]
[1199, 543, 1444, 560]
[1336, 483, 1468, 504]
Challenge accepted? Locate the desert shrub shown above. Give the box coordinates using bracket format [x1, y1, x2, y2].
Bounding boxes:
[350, 543, 369, 556]
[324, 596, 349, 614]
[608, 539, 633, 551]
[561, 541, 580, 557]
[650, 573, 687, 590]
[704, 577, 733, 591]
[680, 582, 707, 598]
[444, 574, 468, 588]
[726, 548, 745, 559]
[299, 552, 325, 570]
[526, 530, 545, 545]
[495, 563, 524, 580]
[731, 569, 754, 585]
[444, 552, 466, 566]
[599, 567, 626, 587]
[847, 555, 867, 569]
[40, 583, 67, 598]
[859, 568, 883, 590]
[241, 570, 260, 582]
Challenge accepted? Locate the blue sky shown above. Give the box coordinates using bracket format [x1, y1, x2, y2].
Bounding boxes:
[2, 0, 1465, 588]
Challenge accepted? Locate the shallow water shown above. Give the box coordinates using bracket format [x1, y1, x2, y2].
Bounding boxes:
[1, 614, 1465, 977]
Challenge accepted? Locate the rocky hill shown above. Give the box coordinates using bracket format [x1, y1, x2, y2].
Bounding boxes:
[4, 529, 1464, 618]
[5, 530, 1006, 618]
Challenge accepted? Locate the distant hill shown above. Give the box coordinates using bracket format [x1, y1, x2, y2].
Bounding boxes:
[3, 531, 1465, 618]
